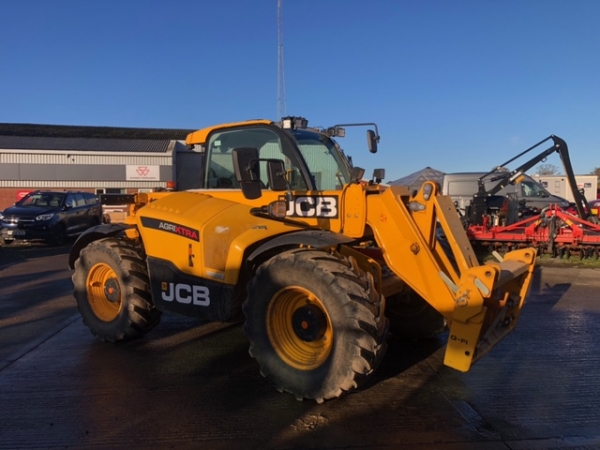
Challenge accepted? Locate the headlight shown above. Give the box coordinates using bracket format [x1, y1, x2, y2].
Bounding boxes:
[36, 213, 54, 221]
[0, 213, 3, 220]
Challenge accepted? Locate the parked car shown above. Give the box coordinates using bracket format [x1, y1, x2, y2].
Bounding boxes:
[589, 198, 600, 217]
[0, 191, 102, 246]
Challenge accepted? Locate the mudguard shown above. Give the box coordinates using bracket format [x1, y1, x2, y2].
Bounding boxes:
[247, 229, 355, 266]
[68, 223, 134, 268]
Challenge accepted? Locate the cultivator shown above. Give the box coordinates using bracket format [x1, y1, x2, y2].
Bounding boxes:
[467, 207, 600, 259]
[456, 135, 600, 259]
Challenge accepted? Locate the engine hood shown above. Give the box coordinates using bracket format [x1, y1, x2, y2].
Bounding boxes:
[2, 205, 57, 218]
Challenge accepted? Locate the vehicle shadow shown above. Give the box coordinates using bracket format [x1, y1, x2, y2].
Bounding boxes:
[360, 264, 569, 392]
[0, 239, 73, 270]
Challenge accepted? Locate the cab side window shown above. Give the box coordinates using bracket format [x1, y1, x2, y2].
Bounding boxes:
[204, 127, 307, 190]
[205, 133, 239, 189]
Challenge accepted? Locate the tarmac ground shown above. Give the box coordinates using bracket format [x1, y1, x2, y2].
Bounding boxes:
[1, 241, 599, 449]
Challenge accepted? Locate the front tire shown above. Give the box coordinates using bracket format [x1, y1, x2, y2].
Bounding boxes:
[243, 248, 388, 402]
[72, 238, 161, 342]
[386, 290, 447, 339]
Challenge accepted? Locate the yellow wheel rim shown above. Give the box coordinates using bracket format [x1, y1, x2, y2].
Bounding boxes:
[266, 286, 333, 371]
[86, 262, 122, 322]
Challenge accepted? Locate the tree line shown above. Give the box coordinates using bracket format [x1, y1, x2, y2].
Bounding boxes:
[535, 164, 600, 185]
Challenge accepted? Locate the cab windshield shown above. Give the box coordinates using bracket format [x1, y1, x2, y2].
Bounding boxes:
[18, 193, 65, 208]
[290, 129, 352, 190]
[203, 125, 353, 192]
[520, 180, 549, 197]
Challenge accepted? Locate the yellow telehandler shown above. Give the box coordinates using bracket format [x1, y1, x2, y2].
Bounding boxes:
[69, 117, 536, 402]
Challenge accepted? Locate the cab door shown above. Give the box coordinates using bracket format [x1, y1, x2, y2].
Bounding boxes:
[198, 125, 309, 205]
[194, 124, 346, 233]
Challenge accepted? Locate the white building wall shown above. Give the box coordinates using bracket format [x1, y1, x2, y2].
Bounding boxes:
[0, 180, 168, 188]
[532, 174, 598, 202]
[0, 150, 171, 166]
[0, 146, 176, 188]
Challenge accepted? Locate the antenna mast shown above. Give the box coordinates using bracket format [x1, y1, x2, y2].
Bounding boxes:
[277, 0, 287, 120]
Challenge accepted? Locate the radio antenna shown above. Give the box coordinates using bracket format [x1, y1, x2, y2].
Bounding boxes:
[277, 0, 287, 120]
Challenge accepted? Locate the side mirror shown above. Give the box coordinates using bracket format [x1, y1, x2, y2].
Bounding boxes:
[266, 159, 288, 191]
[367, 129, 379, 154]
[372, 168, 385, 183]
[233, 147, 262, 200]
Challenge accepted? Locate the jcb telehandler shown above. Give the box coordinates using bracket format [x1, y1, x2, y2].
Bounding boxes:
[69, 117, 537, 402]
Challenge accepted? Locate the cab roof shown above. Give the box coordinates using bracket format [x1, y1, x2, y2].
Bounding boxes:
[185, 119, 273, 146]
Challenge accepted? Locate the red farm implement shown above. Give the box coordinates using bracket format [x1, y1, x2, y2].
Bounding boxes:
[467, 206, 600, 259]
[460, 135, 600, 259]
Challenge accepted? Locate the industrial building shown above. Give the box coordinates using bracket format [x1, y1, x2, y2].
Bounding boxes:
[0, 123, 203, 210]
[531, 174, 598, 202]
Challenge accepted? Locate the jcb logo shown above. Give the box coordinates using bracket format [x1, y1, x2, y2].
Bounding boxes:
[286, 196, 338, 218]
[161, 282, 210, 306]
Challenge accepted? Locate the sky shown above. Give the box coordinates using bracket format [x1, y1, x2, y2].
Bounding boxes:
[1, 0, 599, 182]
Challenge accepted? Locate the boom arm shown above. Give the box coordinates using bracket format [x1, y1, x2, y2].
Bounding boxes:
[360, 181, 537, 371]
[477, 135, 592, 220]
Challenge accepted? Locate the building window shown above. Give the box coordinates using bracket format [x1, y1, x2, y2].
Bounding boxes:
[96, 188, 124, 195]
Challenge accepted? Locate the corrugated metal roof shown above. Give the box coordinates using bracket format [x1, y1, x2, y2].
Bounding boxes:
[0, 135, 172, 153]
[0, 123, 194, 139]
[0, 123, 197, 153]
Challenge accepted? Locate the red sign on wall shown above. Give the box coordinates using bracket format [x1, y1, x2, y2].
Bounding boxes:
[16, 190, 32, 201]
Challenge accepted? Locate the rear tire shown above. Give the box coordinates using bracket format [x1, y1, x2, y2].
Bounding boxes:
[72, 238, 161, 342]
[243, 248, 388, 402]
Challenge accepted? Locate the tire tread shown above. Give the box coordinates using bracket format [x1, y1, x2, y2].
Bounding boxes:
[72, 237, 161, 342]
[243, 248, 388, 402]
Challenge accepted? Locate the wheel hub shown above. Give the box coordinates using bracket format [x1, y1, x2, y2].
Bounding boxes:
[103, 278, 121, 303]
[291, 304, 327, 342]
[266, 286, 333, 370]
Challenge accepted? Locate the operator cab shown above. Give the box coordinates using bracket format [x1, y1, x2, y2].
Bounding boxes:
[199, 116, 381, 195]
